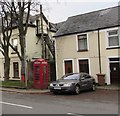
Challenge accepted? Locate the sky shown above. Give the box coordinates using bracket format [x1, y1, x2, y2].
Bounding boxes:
[38, 0, 120, 23]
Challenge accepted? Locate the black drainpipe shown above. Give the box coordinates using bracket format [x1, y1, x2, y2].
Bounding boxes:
[98, 30, 102, 74]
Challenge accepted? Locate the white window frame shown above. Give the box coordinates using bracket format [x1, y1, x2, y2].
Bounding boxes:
[106, 29, 120, 48]
[76, 33, 89, 51]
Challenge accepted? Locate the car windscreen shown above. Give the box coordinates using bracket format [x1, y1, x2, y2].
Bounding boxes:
[62, 74, 79, 80]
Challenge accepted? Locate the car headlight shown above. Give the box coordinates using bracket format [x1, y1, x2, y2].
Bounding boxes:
[50, 83, 53, 86]
[64, 83, 73, 87]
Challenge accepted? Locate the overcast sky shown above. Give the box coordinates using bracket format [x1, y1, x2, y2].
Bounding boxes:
[39, 0, 120, 23]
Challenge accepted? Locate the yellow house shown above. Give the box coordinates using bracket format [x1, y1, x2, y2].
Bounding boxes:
[0, 13, 58, 81]
[54, 6, 120, 85]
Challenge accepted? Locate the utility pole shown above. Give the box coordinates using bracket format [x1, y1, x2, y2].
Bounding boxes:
[24, 35, 27, 88]
[40, 4, 45, 59]
[21, 35, 27, 88]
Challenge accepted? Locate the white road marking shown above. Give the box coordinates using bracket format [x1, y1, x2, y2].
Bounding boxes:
[67, 113, 84, 116]
[67, 112, 73, 115]
[0, 101, 32, 109]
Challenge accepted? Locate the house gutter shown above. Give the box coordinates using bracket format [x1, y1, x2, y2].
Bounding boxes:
[97, 29, 102, 74]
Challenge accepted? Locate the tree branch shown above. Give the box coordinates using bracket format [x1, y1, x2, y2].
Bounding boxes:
[9, 43, 22, 61]
[24, 0, 31, 34]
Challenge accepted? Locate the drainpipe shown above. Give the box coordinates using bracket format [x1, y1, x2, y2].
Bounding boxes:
[98, 30, 102, 74]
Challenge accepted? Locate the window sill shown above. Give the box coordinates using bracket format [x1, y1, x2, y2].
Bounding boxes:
[12, 77, 20, 79]
[106, 47, 120, 50]
[11, 52, 17, 54]
[77, 49, 88, 52]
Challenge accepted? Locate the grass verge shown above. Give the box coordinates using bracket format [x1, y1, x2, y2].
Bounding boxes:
[0, 80, 33, 88]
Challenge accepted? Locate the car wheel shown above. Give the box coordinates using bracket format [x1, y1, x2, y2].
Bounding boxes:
[92, 83, 96, 91]
[75, 85, 80, 95]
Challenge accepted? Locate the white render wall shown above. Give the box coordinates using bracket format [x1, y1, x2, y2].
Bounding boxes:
[55, 27, 119, 85]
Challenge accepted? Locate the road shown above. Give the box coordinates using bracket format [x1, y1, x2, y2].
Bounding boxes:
[1, 89, 119, 115]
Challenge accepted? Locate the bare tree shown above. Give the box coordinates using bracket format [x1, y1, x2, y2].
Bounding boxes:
[0, 3, 13, 81]
[0, 0, 33, 85]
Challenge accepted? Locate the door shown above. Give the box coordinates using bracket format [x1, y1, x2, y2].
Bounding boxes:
[49, 62, 56, 81]
[64, 60, 73, 74]
[110, 63, 120, 85]
[79, 59, 89, 74]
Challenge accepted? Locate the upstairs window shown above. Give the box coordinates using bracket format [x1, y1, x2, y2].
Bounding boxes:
[77, 34, 88, 51]
[36, 19, 40, 34]
[12, 38, 18, 52]
[107, 30, 119, 47]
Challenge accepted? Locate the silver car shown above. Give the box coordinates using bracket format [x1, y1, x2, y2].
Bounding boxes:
[49, 73, 96, 95]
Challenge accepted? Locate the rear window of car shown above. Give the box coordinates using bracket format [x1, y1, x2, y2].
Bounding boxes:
[62, 74, 80, 80]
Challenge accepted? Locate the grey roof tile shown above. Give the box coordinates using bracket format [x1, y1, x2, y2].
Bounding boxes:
[55, 6, 119, 37]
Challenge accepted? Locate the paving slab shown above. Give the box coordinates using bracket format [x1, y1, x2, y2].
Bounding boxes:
[97, 85, 120, 90]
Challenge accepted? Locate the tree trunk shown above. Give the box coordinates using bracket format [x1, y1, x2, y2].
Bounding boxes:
[4, 56, 10, 81]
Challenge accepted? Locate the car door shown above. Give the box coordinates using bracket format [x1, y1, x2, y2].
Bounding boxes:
[84, 74, 93, 89]
[80, 74, 88, 90]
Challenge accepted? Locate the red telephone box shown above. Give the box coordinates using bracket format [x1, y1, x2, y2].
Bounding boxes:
[33, 58, 48, 89]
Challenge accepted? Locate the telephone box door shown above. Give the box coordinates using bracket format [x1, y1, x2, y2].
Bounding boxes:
[33, 59, 48, 89]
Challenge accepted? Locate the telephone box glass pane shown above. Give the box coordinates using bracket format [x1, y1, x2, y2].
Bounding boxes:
[35, 66, 40, 80]
[43, 66, 46, 80]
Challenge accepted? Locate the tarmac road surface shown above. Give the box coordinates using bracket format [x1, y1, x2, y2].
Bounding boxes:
[1, 89, 119, 115]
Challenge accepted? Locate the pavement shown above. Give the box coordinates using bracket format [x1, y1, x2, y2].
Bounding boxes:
[0, 85, 119, 94]
[0, 87, 50, 94]
[97, 85, 120, 90]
